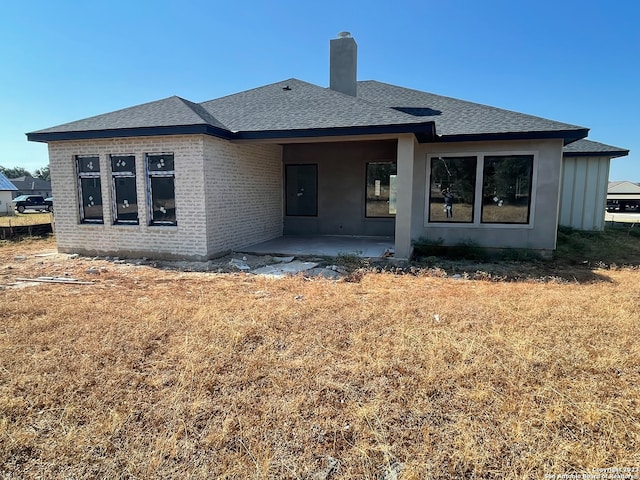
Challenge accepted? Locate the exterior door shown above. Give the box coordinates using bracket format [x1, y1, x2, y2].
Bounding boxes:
[285, 164, 317, 216]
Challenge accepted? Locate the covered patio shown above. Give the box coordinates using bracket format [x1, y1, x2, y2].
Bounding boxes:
[238, 235, 395, 258]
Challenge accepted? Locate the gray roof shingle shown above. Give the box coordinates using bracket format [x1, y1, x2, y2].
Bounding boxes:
[31, 96, 228, 134]
[563, 139, 629, 157]
[27, 78, 591, 144]
[356, 80, 586, 137]
[200, 78, 428, 132]
[9, 175, 51, 191]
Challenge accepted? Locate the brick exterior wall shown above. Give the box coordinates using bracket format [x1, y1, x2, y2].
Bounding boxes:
[203, 137, 282, 255]
[47, 135, 281, 260]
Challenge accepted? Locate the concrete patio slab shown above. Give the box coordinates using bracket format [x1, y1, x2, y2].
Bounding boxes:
[238, 235, 394, 258]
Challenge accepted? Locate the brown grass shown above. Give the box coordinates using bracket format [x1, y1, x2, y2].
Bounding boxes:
[1, 238, 639, 478]
[0, 213, 52, 227]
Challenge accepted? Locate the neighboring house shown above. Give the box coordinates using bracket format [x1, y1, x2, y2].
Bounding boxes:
[606, 180, 640, 212]
[0, 172, 19, 214]
[560, 140, 630, 230]
[26, 33, 629, 261]
[9, 175, 51, 199]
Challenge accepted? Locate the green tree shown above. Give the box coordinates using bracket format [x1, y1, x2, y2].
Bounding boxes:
[34, 165, 51, 182]
[0, 165, 31, 179]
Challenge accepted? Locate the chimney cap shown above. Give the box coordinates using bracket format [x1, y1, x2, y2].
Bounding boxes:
[337, 31, 351, 38]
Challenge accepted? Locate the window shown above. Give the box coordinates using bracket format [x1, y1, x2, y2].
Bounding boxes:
[481, 155, 533, 224]
[146, 153, 176, 225]
[429, 156, 477, 223]
[285, 164, 317, 216]
[428, 153, 535, 225]
[366, 162, 397, 217]
[110, 155, 138, 224]
[77, 155, 103, 223]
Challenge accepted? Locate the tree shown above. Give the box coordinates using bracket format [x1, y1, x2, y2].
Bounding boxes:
[34, 165, 51, 182]
[0, 165, 31, 179]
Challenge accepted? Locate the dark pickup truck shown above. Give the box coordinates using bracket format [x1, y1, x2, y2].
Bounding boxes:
[11, 195, 53, 213]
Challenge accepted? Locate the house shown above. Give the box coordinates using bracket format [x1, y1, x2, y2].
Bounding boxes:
[0, 172, 19, 215]
[560, 140, 630, 230]
[26, 33, 629, 261]
[606, 180, 640, 212]
[8, 175, 51, 199]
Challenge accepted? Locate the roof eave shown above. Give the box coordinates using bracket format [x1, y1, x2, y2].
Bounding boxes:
[564, 150, 629, 159]
[234, 122, 437, 142]
[435, 129, 589, 145]
[26, 124, 234, 143]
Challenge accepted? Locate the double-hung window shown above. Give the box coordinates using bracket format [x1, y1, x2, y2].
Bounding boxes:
[77, 155, 103, 223]
[146, 153, 176, 226]
[110, 155, 138, 225]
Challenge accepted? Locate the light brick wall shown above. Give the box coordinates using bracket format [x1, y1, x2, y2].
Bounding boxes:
[203, 137, 282, 255]
[48, 135, 209, 260]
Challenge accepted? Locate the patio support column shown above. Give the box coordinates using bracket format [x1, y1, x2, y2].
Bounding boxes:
[394, 134, 416, 260]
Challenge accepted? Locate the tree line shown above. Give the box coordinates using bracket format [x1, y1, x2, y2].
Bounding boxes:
[0, 165, 50, 181]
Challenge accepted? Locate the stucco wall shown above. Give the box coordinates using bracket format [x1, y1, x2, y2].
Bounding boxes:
[559, 156, 610, 231]
[282, 140, 397, 236]
[203, 137, 282, 255]
[48, 135, 209, 260]
[412, 139, 564, 251]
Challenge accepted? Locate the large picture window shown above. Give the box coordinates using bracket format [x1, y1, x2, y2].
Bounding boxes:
[110, 155, 138, 224]
[429, 156, 477, 223]
[147, 153, 176, 226]
[428, 153, 535, 225]
[77, 155, 103, 223]
[366, 162, 397, 217]
[481, 155, 533, 224]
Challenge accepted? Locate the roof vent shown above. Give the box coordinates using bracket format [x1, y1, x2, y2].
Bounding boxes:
[337, 31, 351, 38]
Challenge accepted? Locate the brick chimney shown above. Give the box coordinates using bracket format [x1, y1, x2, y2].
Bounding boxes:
[330, 32, 357, 96]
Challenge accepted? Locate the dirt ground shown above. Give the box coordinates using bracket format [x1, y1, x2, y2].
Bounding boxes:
[0, 236, 635, 291]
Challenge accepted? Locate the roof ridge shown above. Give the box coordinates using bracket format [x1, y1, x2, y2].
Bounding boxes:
[199, 78, 305, 104]
[175, 97, 229, 130]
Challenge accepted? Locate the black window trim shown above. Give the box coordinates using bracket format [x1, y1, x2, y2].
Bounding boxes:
[110, 154, 139, 225]
[146, 152, 177, 226]
[76, 154, 104, 224]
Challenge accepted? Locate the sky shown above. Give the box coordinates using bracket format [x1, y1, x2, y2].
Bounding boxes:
[1, 0, 638, 181]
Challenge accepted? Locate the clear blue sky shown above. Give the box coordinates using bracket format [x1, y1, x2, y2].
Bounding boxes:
[1, 0, 638, 181]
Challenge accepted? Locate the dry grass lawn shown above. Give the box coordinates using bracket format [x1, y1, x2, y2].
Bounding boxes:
[1, 238, 639, 479]
[0, 213, 52, 227]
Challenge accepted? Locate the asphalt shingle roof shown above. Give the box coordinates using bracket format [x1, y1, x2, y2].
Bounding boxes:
[9, 175, 51, 191]
[31, 96, 228, 134]
[356, 80, 586, 137]
[27, 78, 590, 144]
[199, 78, 427, 132]
[562, 139, 629, 157]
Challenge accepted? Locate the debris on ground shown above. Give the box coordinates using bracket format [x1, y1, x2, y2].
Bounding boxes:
[14, 276, 94, 285]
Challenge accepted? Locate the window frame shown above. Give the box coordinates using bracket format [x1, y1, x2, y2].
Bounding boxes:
[146, 153, 177, 226]
[425, 150, 537, 228]
[365, 161, 397, 218]
[110, 154, 139, 225]
[480, 154, 534, 225]
[76, 155, 104, 224]
[427, 156, 477, 224]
